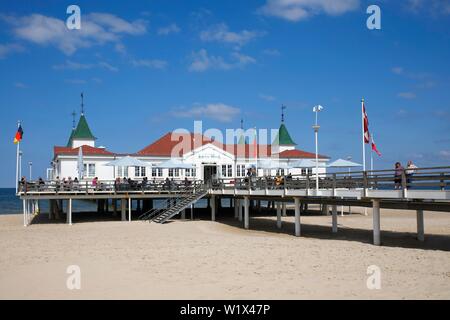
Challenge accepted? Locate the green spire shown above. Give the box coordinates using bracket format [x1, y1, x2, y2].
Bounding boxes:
[67, 114, 96, 146]
[273, 123, 296, 146]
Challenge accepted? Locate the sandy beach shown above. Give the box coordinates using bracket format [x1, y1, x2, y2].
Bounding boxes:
[0, 209, 449, 300]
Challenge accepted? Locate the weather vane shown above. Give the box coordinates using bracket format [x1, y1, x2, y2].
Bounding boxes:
[281, 105, 287, 123]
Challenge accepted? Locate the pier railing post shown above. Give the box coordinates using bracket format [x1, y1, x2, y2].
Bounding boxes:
[372, 200, 381, 246]
[332, 204, 338, 233]
[401, 171, 408, 198]
[294, 198, 301, 237]
[363, 171, 368, 197]
[417, 209, 425, 242]
[332, 173, 337, 196]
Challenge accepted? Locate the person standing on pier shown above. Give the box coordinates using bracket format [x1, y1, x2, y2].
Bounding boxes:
[406, 161, 418, 189]
[394, 162, 404, 189]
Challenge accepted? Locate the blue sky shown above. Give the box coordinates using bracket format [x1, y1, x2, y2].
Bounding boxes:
[0, 0, 449, 186]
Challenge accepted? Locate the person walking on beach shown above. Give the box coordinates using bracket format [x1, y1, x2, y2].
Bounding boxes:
[394, 162, 404, 189]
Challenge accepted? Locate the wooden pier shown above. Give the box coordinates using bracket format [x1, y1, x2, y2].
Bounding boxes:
[17, 166, 450, 246]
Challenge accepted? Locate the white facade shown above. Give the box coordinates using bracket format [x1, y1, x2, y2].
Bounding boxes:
[52, 142, 328, 182]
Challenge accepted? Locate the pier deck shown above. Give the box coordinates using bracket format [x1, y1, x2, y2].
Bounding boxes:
[17, 166, 450, 246]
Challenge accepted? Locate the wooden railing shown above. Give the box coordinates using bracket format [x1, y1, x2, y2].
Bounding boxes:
[212, 166, 450, 192]
[17, 166, 450, 196]
[18, 179, 204, 195]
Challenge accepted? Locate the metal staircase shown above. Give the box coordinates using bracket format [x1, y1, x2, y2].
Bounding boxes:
[139, 185, 207, 224]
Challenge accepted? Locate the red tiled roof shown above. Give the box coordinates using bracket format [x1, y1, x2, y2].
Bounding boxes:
[54, 145, 116, 157]
[278, 149, 329, 159]
[137, 132, 328, 159]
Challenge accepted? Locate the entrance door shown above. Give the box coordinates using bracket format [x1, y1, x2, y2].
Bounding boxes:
[203, 165, 217, 184]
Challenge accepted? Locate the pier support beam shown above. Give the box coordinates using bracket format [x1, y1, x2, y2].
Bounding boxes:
[294, 198, 301, 237]
[332, 204, 338, 233]
[276, 202, 282, 229]
[234, 199, 239, 219]
[238, 199, 243, 222]
[372, 200, 381, 246]
[112, 200, 117, 217]
[121, 199, 126, 221]
[67, 198, 72, 225]
[128, 198, 132, 222]
[23, 199, 27, 227]
[191, 203, 194, 220]
[244, 197, 249, 230]
[181, 209, 186, 220]
[417, 210, 425, 242]
[211, 196, 216, 221]
[282, 203, 287, 217]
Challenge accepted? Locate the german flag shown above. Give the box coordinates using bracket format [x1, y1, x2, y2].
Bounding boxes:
[14, 125, 23, 144]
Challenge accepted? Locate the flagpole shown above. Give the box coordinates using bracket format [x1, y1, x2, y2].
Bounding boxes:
[361, 98, 366, 171]
[15, 120, 21, 194]
[361, 99, 368, 216]
[370, 134, 374, 172]
[254, 127, 258, 176]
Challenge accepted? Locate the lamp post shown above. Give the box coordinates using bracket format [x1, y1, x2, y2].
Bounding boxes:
[313, 105, 324, 193]
[28, 161, 33, 181]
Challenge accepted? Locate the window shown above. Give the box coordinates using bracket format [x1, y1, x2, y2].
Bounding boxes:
[186, 168, 196, 177]
[83, 163, 96, 177]
[135, 166, 140, 177]
[151, 168, 162, 177]
[236, 165, 246, 177]
[301, 168, 310, 176]
[222, 165, 227, 177]
[277, 169, 285, 176]
[227, 165, 232, 177]
[169, 169, 180, 177]
[141, 167, 146, 177]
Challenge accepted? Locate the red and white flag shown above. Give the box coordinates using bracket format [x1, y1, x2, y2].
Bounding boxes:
[362, 102, 370, 144]
[371, 136, 382, 157]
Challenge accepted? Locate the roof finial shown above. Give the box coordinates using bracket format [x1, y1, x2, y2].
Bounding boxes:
[81, 92, 85, 115]
[281, 105, 287, 123]
[240, 118, 244, 129]
[71, 110, 76, 130]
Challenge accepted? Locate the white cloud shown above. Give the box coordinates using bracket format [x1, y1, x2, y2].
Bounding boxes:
[52, 60, 119, 72]
[157, 23, 181, 35]
[392, 66, 404, 75]
[259, 94, 276, 101]
[397, 92, 416, 99]
[0, 43, 24, 58]
[131, 59, 168, 69]
[14, 82, 28, 89]
[173, 103, 241, 123]
[98, 61, 119, 72]
[65, 79, 87, 85]
[1, 13, 147, 55]
[262, 48, 281, 56]
[439, 150, 450, 160]
[200, 23, 265, 46]
[188, 49, 255, 72]
[258, 0, 360, 22]
[406, 0, 450, 15]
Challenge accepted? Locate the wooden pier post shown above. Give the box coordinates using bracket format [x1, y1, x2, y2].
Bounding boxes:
[294, 198, 301, 237]
[67, 198, 72, 225]
[238, 199, 243, 222]
[276, 202, 282, 229]
[332, 204, 338, 233]
[417, 210, 425, 242]
[121, 199, 126, 221]
[211, 196, 216, 221]
[112, 200, 117, 217]
[372, 200, 381, 246]
[234, 199, 239, 219]
[128, 198, 132, 222]
[244, 196, 249, 230]
[282, 203, 287, 217]
[181, 209, 186, 220]
[23, 199, 27, 227]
